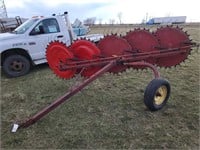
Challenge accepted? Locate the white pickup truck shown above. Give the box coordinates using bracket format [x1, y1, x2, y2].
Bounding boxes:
[0, 12, 103, 77]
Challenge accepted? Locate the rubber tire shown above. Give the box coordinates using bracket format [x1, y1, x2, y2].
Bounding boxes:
[2, 55, 31, 78]
[144, 78, 170, 111]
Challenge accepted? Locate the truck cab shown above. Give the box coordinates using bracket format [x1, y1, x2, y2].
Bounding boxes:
[0, 12, 102, 77]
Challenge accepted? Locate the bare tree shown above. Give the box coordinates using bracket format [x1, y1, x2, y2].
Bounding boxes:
[117, 12, 122, 24]
[98, 18, 102, 25]
[83, 17, 96, 26]
[109, 19, 115, 25]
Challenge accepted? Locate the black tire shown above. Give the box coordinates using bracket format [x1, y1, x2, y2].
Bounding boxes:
[2, 55, 31, 77]
[144, 78, 170, 111]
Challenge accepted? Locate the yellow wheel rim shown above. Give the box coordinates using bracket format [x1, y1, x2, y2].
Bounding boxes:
[154, 85, 168, 105]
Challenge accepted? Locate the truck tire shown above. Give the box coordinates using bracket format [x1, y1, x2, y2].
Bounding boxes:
[2, 54, 31, 77]
[144, 78, 170, 111]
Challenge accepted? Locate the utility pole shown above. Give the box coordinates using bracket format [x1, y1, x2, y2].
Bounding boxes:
[0, 0, 8, 18]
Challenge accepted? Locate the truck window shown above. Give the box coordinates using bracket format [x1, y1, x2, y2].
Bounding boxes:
[30, 18, 60, 35]
[13, 18, 39, 34]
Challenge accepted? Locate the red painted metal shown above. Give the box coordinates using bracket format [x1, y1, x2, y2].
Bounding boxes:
[155, 26, 190, 49]
[125, 62, 160, 78]
[13, 60, 162, 131]
[12, 26, 198, 132]
[59, 45, 191, 71]
[124, 29, 160, 66]
[15, 61, 116, 129]
[154, 26, 191, 67]
[70, 39, 100, 55]
[124, 29, 160, 52]
[70, 42, 101, 77]
[97, 34, 132, 56]
[97, 34, 132, 73]
[46, 41, 76, 79]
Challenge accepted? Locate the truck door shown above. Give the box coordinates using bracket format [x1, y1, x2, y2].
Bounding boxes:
[28, 18, 66, 63]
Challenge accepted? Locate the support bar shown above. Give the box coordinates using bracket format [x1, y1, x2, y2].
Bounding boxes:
[12, 61, 116, 132]
[124, 62, 160, 78]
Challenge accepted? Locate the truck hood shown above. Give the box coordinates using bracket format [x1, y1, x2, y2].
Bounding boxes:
[0, 32, 21, 41]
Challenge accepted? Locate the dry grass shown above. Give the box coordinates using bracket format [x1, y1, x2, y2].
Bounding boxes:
[1, 23, 200, 149]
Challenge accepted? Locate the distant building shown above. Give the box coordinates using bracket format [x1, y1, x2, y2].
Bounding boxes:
[146, 16, 186, 25]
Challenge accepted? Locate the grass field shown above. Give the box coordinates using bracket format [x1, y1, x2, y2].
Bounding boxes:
[1, 24, 200, 149]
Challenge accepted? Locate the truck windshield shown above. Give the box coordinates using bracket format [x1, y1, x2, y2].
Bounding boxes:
[13, 18, 39, 34]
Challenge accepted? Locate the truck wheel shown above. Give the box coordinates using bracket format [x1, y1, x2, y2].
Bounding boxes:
[144, 78, 170, 111]
[2, 55, 31, 77]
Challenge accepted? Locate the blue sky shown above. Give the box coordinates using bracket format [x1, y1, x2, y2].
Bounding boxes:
[4, 0, 200, 23]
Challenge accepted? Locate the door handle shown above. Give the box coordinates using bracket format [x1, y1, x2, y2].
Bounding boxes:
[57, 35, 64, 38]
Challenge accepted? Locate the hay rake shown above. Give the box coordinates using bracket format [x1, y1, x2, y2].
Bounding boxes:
[11, 26, 198, 132]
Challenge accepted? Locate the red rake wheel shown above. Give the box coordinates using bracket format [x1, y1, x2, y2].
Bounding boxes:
[124, 29, 160, 67]
[98, 34, 132, 56]
[46, 41, 76, 79]
[97, 34, 132, 73]
[154, 26, 191, 67]
[124, 29, 160, 52]
[70, 40, 101, 77]
[70, 39, 100, 55]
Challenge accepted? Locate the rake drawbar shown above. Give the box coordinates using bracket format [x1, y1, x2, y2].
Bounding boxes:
[12, 61, 116, 132]
[11, 58, 162, 132]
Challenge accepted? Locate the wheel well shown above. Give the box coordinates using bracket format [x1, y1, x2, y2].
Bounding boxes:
[1, 49, 32, 65]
